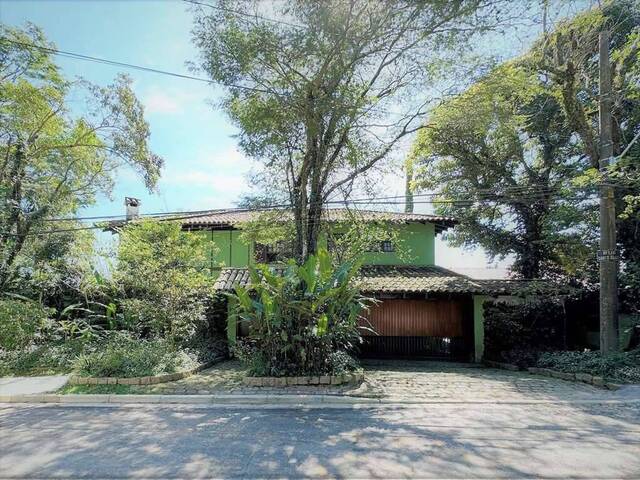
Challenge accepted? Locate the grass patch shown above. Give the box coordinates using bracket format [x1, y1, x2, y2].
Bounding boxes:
[57, 384, 134, 395]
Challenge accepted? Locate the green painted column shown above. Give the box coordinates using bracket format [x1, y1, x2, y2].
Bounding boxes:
[227, 297, 237, 347]
[473, 295, 489, 363]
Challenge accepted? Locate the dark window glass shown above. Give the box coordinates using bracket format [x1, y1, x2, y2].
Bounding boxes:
[381, 240, 395, 252]
[255, 241, 293, 263]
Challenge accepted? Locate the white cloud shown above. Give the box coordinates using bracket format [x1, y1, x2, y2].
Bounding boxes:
[191, 146, 253, 173]
[144, 90, 182, 114]
[142, 86, 205, 114]
[161, 149, 251, 196]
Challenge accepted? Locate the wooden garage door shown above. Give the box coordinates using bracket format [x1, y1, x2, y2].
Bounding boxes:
[360, 299, 464, 337]
[358, 298, 470, 359]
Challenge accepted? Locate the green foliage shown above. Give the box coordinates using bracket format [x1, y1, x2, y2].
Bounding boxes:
[526, 0, 640, 288]
[412, 61, 587, 279]
[537, 349, 640, 384]
[0, 298, 54, 350]
[74, 332, 197, 378]
[484, 300, 567, 367]
[0, 337, 87, 376]
[413, 0, 640, 283]
[0, 23, 162, 290]
[229, 248, 368, 376]
[114, 220, 216, 342]
[192, 0, 508, 258]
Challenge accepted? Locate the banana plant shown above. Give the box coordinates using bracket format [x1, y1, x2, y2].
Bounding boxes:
[227, 248, 372, 376]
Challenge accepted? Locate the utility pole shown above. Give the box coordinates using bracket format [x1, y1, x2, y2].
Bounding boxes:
[598, 30, 619, 354]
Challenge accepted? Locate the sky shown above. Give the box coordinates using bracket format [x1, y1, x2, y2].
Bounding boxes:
[0, 0, 590, 277]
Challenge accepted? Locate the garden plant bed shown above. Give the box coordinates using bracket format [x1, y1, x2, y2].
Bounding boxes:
[526, 367, 623, 390]
[67, 356, 225, 386]
[485, 360, 624, 390]
[242, 370, 364, 387]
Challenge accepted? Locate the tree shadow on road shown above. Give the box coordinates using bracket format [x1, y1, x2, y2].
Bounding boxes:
[1, 400, 639, 479]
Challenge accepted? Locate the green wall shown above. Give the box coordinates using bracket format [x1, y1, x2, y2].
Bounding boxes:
[473, 295, 488, 363]
[210, 230, 253, 269]
[192, 221, 437, 280]
[363, 222, 435, 266]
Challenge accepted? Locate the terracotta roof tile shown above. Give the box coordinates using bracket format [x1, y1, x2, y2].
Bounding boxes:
[213, 264, 564, 295]
[109, 208, 457, 234]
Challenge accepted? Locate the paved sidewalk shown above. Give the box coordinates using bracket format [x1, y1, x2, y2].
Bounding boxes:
[0, 375, 69, 395]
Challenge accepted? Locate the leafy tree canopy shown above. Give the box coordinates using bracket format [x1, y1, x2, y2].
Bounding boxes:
[0, 23, 163, 290]
[412, 61, 590, 279]
[191, 0, 515, 261]
[412, 0, 640, 282]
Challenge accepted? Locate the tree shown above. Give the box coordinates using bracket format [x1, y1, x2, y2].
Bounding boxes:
[114, 219, 215, 341]
[529, 0, 640, 309]
[412, 62, 590, 279]
[0, 24, 163, 290]
[191, 0, 512, 261]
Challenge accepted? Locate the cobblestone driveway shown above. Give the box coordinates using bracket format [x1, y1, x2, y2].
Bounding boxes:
[133, 360, 628, 402]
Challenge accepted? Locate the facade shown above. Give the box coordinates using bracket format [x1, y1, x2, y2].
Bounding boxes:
[112, 205, 542, 362]
[156, 207, 539, 363]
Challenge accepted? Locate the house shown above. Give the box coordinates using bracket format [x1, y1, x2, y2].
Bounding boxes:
[110, 199, 554, 361]
[128, 205, 548, 363]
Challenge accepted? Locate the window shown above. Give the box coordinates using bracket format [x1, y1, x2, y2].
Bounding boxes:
[365, 240, 395, 253]
[255, 241, 293, 263]
[381, 240, 395, 253]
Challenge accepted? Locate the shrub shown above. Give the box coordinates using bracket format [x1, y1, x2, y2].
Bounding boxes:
[537, 349, 640, 383]
[0, 298, 54, 350]
[229, 248, 369, 376]
[0, 338, 87, 376]
[114, 220, 214, 342]
[73, 332, 197, 378]
[484, 299, 567, 367]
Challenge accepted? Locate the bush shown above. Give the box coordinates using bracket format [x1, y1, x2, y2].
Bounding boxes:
[484, 299, 566, 367]
[74, 332, 199, 378]
[537, 349, 640, 383]
[229, 249, 369, 376]
[0, 338, 87, 376]
[114, 220, 213, 342]
[0, 298, 54, 350]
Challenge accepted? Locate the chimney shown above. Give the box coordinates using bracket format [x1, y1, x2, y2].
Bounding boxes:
[124, 197, 141, 220]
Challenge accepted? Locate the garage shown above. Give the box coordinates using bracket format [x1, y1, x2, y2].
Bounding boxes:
[358, 296, 474, 360]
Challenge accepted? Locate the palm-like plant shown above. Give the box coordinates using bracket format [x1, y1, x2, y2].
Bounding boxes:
[229, 248, 370, 376]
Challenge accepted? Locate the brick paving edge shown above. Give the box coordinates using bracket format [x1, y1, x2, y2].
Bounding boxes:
[67, 356, 226, 386]
[484, 360, 627, 391]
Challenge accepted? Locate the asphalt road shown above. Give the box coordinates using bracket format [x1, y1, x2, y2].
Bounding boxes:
[1, 402, 640, 479]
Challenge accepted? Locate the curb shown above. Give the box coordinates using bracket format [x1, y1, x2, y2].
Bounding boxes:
[2, 393, 640, 407]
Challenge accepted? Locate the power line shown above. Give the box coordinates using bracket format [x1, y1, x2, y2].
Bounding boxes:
[2, 190, 597, 238]
[2, 38, 279, 95]
[38, 185, 574, 224]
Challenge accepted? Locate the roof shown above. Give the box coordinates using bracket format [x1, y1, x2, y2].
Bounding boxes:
[213, 264, 563, 296]
[108, 208, 457, 234]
